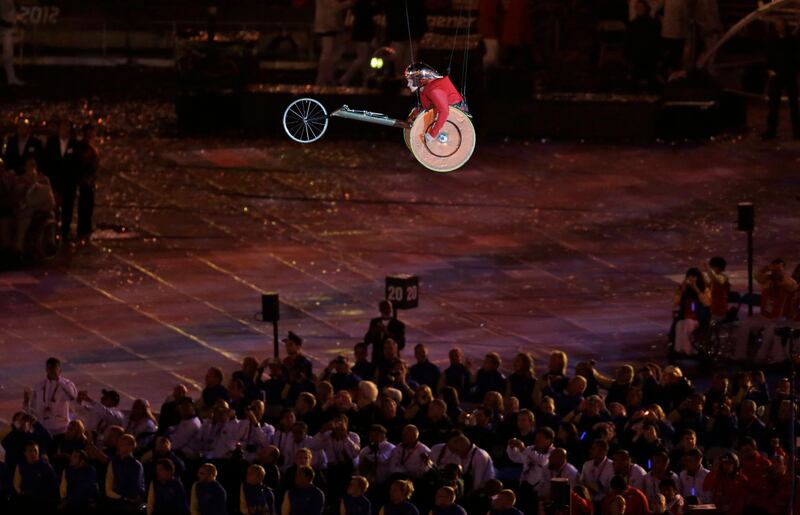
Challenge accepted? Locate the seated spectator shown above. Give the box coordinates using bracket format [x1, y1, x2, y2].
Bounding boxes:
[168, 398, 202, 460]
[382, 479, 419, 515]
[506, 352, 536, 410]
[737, 399, 768, 449]
[197, 401, 241, 460]
[190, 463, 227, 515]
[253, 445, 282, 491]
[440, 387, 464, 424]
[737, 437, 770, 481]
[548, 376, 588, 417]
[146, 458, 189, 515]
[605, 365, 635, 407]
[239, 464, 275, 515]
[702, 451, 748, 514]
[238, 399, 274, 462]
[668, 430, 698, 472]
[375, 396, 406, 442]
[409, 344, 441, 393]
[641, 451, 678, 504]
[13, 441, 59, 512]
[281, 422, 327, 473]
[463, 406, 496, 452]
[420, 399, 454, 446]
[52, 419, 88, 475]
[431, 485, 466, 515]
[579, 439, 615, 503]
[678, 448, 710, 503]
[58, 450, 98, 515]
[388, 425, 432, 480]
[440, 348, 471, 400]
[227, 377, 249, 418]
[125, 398, 158, 450]
[538, 350, 570, 397]
[199, 366, 229, 418]
[323, 355, 362, 393]
[670, 396, 709, 447]
[351, 381, 379, 437]
[472, 353, 506, 401]
[158, 384, 188, 431]
[405, 385, 434, 427]
[555, 422, 586, 469]
[75, 388, 125, 442]
[745, 454, 796, 515]
[283, 465, 325, 515]
[658, 477, 684, 515]
[314, 414, 360, 504]
[611, 449, 646, 491]
[541, 448, 580, 499]
[357, 424, 395, 488]
[141, 436, 186, 485]
[105, 434, 146, 512]
[281, 448, 327, 494]
[352, 342, 376, 383]
[734, 259, 797, 364]
[571, 485, 594, 515]
[672, 268, 712, 356]
[489, 489, 522, 515]
[232, 355, 259, 394]
[601, 474, 649, 515]
[341, 475, 371, 515]
[294, 392, 321, 436]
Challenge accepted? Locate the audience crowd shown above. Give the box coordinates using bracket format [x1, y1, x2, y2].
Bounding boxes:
[1, 293, 798, 515]
[0, 116, 99, 263]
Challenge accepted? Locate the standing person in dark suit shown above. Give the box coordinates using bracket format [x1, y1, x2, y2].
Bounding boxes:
[364, 300, 406, 366]
[76, 123, 99, 239]
[3, 117, 42, 175]
[764, 19, 800, 140]
[44, 119, 80, 240]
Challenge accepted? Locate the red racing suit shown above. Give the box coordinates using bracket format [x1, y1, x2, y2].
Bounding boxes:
[418, 76, 464, 137]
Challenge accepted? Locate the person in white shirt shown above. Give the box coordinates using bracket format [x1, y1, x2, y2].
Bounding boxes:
[641, 451, 679, 505]
[507, 427, 555, 509]
[197, 401, 241, 460]
[448, 434, 495, 490]
[580, 439, 615, 502]
[612, 449, 647, 491]
[388, 424, 432, 479]
[168, 398, 203, 460]
[678, 448, 710, 503]
[25, 357, 78, 436]
[314, 414, 360, 466]
[540, 448, 579, 499]
[357, 424, 395, 487]
[273, 409, 297, 470]
[238, 400, 274, 462]
[75, 389, 126, 441]
[125, 399, 159, 450]
[278, 421, 327, 472]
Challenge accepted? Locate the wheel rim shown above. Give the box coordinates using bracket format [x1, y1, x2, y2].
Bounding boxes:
[283, 98, 329, 144]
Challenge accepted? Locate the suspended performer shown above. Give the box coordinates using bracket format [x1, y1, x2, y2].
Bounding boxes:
[404, 63, 465, 143]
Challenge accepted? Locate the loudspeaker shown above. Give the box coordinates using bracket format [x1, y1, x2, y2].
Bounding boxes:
[737, 202, 754, 231]
[261, 293, 279, 322]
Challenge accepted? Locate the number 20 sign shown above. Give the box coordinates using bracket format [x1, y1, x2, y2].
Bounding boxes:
[385, 275, 419, 310]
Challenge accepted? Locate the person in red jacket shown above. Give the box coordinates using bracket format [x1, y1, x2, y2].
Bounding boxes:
[600, 475, 649, 515]
[745, 455, 800, 515]
[404, 63, 465, 141]
[702, 452, 749, 514]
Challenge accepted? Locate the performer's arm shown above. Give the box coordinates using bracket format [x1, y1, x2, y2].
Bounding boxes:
[427, 88, 451, 137]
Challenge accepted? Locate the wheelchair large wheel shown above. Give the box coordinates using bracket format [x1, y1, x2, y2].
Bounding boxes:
[283, 98, 329, 144]
[408, 106, 476, 173]
[25, 215, 58, 262]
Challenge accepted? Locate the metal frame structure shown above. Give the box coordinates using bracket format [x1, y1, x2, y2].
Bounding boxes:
[698, 0, 800, 69]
